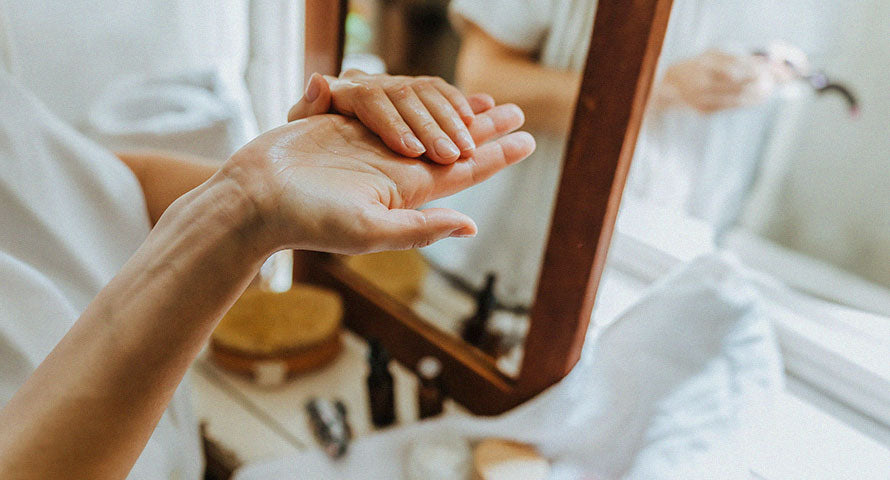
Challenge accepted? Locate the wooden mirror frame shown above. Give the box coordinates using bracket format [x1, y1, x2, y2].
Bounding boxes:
[298, 0, 673, 415]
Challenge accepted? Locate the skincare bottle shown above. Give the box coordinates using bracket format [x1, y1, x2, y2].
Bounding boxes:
[366, 339, 396, 428]
[416, 356, 444, 419]
[460, 273, 501, 355]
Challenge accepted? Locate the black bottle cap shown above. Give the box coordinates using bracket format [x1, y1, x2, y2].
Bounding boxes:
[367, 338, 391, 376]
[476, 273, 497, 319]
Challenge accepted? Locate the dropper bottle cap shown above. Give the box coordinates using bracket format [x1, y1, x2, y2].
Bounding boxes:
[417, 356, 442, 380]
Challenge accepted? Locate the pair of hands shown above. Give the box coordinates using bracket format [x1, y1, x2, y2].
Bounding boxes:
[223, 70, 534, 255]
[658, 48, 803, 113]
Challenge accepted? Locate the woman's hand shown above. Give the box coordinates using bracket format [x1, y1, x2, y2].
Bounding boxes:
[655, 49, 794, 113]
[227, 100, 533, 255]
[0, 72, 528, 480]
[287, 70, 497, 164]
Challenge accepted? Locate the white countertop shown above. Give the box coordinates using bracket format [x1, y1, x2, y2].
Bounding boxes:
[191, 247, 890, 479]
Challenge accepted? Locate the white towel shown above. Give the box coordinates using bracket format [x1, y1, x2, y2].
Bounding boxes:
[86, 69, 256, 160]
[234, 254, 783, 479]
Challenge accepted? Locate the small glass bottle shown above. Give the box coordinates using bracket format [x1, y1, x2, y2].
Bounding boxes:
[416, 356, 444, 419]
[366, 339, 396, 428]
[460, 273, 502, 356]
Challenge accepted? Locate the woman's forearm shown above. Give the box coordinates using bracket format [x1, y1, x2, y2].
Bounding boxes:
[116, 151, 220, 225]
[456, 25, 581, 136]
[0, 100, 535, 479]
[0, 172, 272, 480]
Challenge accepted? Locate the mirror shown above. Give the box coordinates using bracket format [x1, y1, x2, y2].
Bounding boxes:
[334, 0, 890, 376]
[333, 0, 601, 376]
[302, 0, 889, 418]
[299, 0, 672, 416]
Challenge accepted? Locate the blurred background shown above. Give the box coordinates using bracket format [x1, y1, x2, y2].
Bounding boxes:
[3, 0, 885, 291]
[2, 0, 888, 476]
[341, 0, 890, 292]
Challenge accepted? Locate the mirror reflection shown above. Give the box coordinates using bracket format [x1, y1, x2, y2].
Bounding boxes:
[340, 0, 887, 375]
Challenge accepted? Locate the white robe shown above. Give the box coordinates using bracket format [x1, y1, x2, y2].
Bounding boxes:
[0, 69, 203, 480]
[424, 0, 832, 305]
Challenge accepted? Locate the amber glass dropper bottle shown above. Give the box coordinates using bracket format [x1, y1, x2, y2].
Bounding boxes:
[460, 273, 501, 355]
[366, 338, 396, 428]
[416, 356, 444, 419]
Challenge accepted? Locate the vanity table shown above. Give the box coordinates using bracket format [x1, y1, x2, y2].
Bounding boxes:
[191, 257, 649, 465]
[191, 204, 890, 478]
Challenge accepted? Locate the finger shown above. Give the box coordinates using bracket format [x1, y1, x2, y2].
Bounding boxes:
[708, 61, 761, 91]
[467, 103, 525, 145]
[367, 207, 477, 252]
[350, 85, 427, 157]
[431, 79, 475, 124]
[287, 73, 333, 122]
[388, 85, 462, 164]
[413, 81, 476, 158]
[736, 75, 775, 105]
[695, 74, 773, 112]
[429, 131, 535, 199]
[340, 68, 366, 79]
[467, 93, 496, 114]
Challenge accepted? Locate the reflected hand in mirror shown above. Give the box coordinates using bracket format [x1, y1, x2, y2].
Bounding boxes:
[654, 49, 797, 113]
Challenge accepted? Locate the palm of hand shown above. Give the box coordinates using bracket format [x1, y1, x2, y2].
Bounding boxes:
[229, 108, 532, 254]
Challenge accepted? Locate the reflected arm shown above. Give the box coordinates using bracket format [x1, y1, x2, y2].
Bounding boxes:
[116, 151, 219, 225]
[455, 24, 581, 136]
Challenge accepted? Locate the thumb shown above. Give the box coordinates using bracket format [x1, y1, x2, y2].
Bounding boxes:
[287, 73, 332, 122]
[370, 208, 477, 252]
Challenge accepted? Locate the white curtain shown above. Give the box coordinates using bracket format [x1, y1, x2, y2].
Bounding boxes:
[246, 0, 304, 132]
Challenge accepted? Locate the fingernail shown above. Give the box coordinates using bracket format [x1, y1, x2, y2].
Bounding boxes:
[305, 75, 321, 102]
[457, 131, 476, 152]
[450, 226, 476, 238]
[404, 135, 425, 154]
[434, 137, 460, 159]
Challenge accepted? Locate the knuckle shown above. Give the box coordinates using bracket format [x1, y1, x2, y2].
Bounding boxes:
[341, 68, 365, 78]
[419, 119, 440, 133]
[389, 75, 410, 85]
[413, 77, 435, 89]
[446, 113, 466, 129]
[397, 126, 415, 140]
[389, 85, 414, 101]
[355, 84, 380, 101]
[432, 77, 451, 89]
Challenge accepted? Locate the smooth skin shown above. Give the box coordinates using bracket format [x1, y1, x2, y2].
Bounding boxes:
[290, 70, 498, 164]
[0, 74, 532, 479]
[456, 24, 581, 136]
[120, 73, 501, 225]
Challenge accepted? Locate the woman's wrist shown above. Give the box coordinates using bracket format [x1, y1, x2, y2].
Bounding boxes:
[173, 169, 281, 263]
